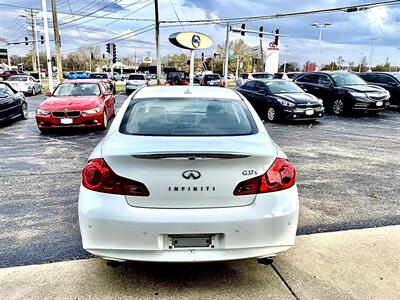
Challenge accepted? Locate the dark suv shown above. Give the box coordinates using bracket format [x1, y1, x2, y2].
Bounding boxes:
[358, 72, 400, 111]
[294, 71, 390, 115]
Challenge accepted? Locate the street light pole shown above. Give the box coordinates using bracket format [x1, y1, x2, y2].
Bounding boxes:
[396, 47, 400, 72]
[368, 37, 378, 72]
[312, 21, 331, 71]
[283, 45, 288, 73]
[223, 22, 230, 82]
[154, 0, 161, 85]
[41, 0, 53, 92]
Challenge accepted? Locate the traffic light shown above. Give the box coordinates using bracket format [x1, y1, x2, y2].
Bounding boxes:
[106, 43, 110, 53]
[51, 56, 56, 65]
[259, 26, 263, 38]
[103, 53, 105, 59]
[274, 29, 280, 46]
[91, 52, 94, 60]
[240, 23, 246, 36]
[40, 35, 44, 45]
[112, 43, 116, 63]
[201, 52, 204, 61]
[25, 37, 28, 45]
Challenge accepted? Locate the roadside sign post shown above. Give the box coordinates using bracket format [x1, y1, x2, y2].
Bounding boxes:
[41, 0, 53, 92]
[169, 32, 213, 86]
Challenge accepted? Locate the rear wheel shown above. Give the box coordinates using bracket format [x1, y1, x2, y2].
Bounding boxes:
[111, 102, 116, 117]
[332, 99, 346, 115]
[266, 107, 277, 122]
[31, 88, 36, 96]
[20, 102, 28, 119]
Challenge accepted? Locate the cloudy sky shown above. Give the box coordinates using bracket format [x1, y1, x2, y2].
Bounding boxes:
[0, 0, 399, 67]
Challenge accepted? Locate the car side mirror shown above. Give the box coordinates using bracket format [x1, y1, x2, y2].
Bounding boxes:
[257, 89, 266, 94]
[45, 91, 52, 97]
[104, 90, 113, 95]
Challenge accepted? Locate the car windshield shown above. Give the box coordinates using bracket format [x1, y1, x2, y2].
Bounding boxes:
[331, 72, 366, 86]
[90, 73, 108, 79]
[53, 83, 100, 96]
[120, 98, 255, 136]
[287, 73, 301, 79]
[252, 73, 273, 79]
[266, 81, 305, 94]
[128, 75, 145, 80]
[8, 76, 27, 81]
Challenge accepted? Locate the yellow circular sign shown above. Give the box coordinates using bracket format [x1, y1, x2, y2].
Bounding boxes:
[169, 32, 213, 50]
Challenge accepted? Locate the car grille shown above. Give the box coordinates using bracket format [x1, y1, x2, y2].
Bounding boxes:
[51, 111, 81, 118]
[296, 103, 321, 108]
[366, 92, 386, 101]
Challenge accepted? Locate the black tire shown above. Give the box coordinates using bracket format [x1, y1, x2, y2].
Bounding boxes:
[31, 88, 36, 96]
[20, 102, 28, 120]
[332, 99, 346, 116]
[266, 107, 277, 122]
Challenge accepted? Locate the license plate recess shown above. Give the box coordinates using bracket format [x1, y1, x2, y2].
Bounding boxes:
[168, 234, 215, 248]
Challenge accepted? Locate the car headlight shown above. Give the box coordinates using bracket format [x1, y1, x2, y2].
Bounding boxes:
[384, 90, 390, 98]
[36, 108, 50, 116]
[82, 106, 102, 114]
[349, 91, 367, 98]
[277, 99, 295, 107]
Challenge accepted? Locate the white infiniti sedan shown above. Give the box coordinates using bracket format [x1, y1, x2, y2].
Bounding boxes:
[78, 86, 299, 263]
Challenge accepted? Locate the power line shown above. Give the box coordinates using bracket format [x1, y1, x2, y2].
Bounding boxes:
[159, 0, 400, 24]
[0, 3, 153, 21]
[169, 0, 185, 31]
[59, 0, 152, 29]
[86, 0, 153, 33]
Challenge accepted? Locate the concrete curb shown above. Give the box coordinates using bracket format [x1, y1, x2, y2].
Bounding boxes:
[1, 226, 399, 299]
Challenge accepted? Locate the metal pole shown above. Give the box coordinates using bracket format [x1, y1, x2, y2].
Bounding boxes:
[223, 22, 230, 82]
[396, 48, 400, 72]
[189, 49, 194, 86]
[316, 27, 323, 71]
[154, 0, 161, 85]
[368, 38, 378, 72]
[235, 56, 239, 79]
[41, 0, 53, 92]
[7, 46, 11, 69]
[33, 18, 41, 81]
[51, 0, 63, 83]
[283, 45, 288, 73]
[259, 38, 264, 71]
[110, 43, 114, 76]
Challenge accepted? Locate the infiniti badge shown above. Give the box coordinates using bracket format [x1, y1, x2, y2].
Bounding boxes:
[182, 170, 201, 180]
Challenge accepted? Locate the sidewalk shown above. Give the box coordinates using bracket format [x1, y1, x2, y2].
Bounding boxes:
[1, 226, 399, 300]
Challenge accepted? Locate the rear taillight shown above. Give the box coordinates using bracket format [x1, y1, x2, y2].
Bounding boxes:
[82, 158, 149, 196]
[233, 158, 296, 196]
[182, 79, 189, 85]
[200, 80, 204, 85]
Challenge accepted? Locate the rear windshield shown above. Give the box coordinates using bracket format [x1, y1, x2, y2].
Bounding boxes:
[120, 98, 257, 136]
[252, 73, 273, 79]
[89, 73, 108, 79]
[205, 75, 220, 80]
[128, 74, 145, 80]
[8, 76, 27, 81]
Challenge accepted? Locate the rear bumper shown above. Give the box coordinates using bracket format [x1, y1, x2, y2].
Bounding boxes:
[78, 185, 299, 262]
[36, 112, 104, 128]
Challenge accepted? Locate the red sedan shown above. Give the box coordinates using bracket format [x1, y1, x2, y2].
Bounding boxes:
[35, 79, 115, 133]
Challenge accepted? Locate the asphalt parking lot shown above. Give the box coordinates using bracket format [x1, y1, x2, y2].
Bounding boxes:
[0, 93, 399, 268]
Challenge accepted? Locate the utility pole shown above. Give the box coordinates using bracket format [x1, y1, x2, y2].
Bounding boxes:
[259, 39, 264, 71]
[21, 9, 39, 72]
[33, 18, 41, 80]
[41, 0, 53, 92]
[223, 22, 230, 82]
[154, 0, 161, 85]
[51, 0, 63, 82]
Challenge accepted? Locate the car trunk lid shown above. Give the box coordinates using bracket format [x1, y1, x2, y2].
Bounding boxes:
[101, 132, 277, 208]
